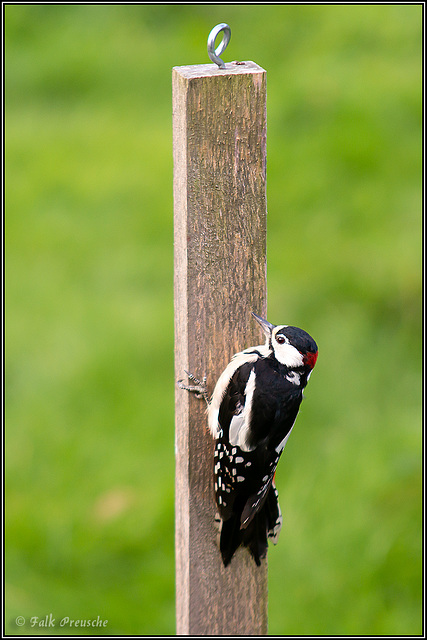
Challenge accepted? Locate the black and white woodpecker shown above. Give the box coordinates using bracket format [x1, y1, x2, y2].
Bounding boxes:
[178, 312, 318, 567]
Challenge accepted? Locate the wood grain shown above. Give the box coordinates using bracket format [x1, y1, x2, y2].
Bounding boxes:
[173, 61, 268, 636]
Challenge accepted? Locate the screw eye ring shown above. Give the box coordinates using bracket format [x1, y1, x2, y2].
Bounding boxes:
[207, 23, 231, 69]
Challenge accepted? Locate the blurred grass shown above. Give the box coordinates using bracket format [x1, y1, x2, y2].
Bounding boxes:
[5, 4, 422, 636]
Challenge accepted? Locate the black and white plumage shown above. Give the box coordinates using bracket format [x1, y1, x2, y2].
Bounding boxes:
[208, 312, 318, 566]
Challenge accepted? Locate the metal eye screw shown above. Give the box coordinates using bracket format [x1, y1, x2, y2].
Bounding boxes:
[207, 23, 231, 69]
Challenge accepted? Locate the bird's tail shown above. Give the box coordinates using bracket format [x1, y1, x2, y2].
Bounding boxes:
[219, 485, 282, 567]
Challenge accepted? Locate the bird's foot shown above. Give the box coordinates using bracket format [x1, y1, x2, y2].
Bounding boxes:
[177, 370, 210, 405]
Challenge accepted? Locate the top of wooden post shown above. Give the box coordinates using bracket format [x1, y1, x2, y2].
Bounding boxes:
[173, 60, 265, 80]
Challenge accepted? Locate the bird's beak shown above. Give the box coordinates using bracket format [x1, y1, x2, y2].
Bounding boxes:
[252, 312, 275, 338]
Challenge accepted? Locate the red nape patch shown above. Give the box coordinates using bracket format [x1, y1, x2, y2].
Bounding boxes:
[303, 350, 318, 370]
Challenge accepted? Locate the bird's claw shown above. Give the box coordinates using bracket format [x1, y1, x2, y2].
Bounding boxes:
[177, 370, 210, 405]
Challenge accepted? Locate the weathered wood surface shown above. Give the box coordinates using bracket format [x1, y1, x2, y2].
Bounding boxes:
[173, 61, 268, 636]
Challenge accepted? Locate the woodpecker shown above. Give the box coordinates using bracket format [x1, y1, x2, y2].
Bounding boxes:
[178, 312, 318, 567]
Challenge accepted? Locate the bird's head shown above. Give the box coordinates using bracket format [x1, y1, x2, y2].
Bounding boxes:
[252, 312, 318, 369]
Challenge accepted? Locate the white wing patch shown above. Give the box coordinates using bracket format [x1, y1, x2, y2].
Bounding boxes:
[229, 370, 256, 452]
[208, 345, 268, 438]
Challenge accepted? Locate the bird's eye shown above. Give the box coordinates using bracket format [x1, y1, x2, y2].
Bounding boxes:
[276, 335, 286, 345]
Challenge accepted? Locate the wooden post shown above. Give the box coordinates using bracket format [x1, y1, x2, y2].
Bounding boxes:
[173, 61, 268, 636]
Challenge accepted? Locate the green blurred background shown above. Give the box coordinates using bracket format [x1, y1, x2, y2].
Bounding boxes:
[5, 4, 422, 636]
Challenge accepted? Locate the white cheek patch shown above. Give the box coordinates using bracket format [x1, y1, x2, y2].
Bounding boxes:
[274, 343, 304, 368]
